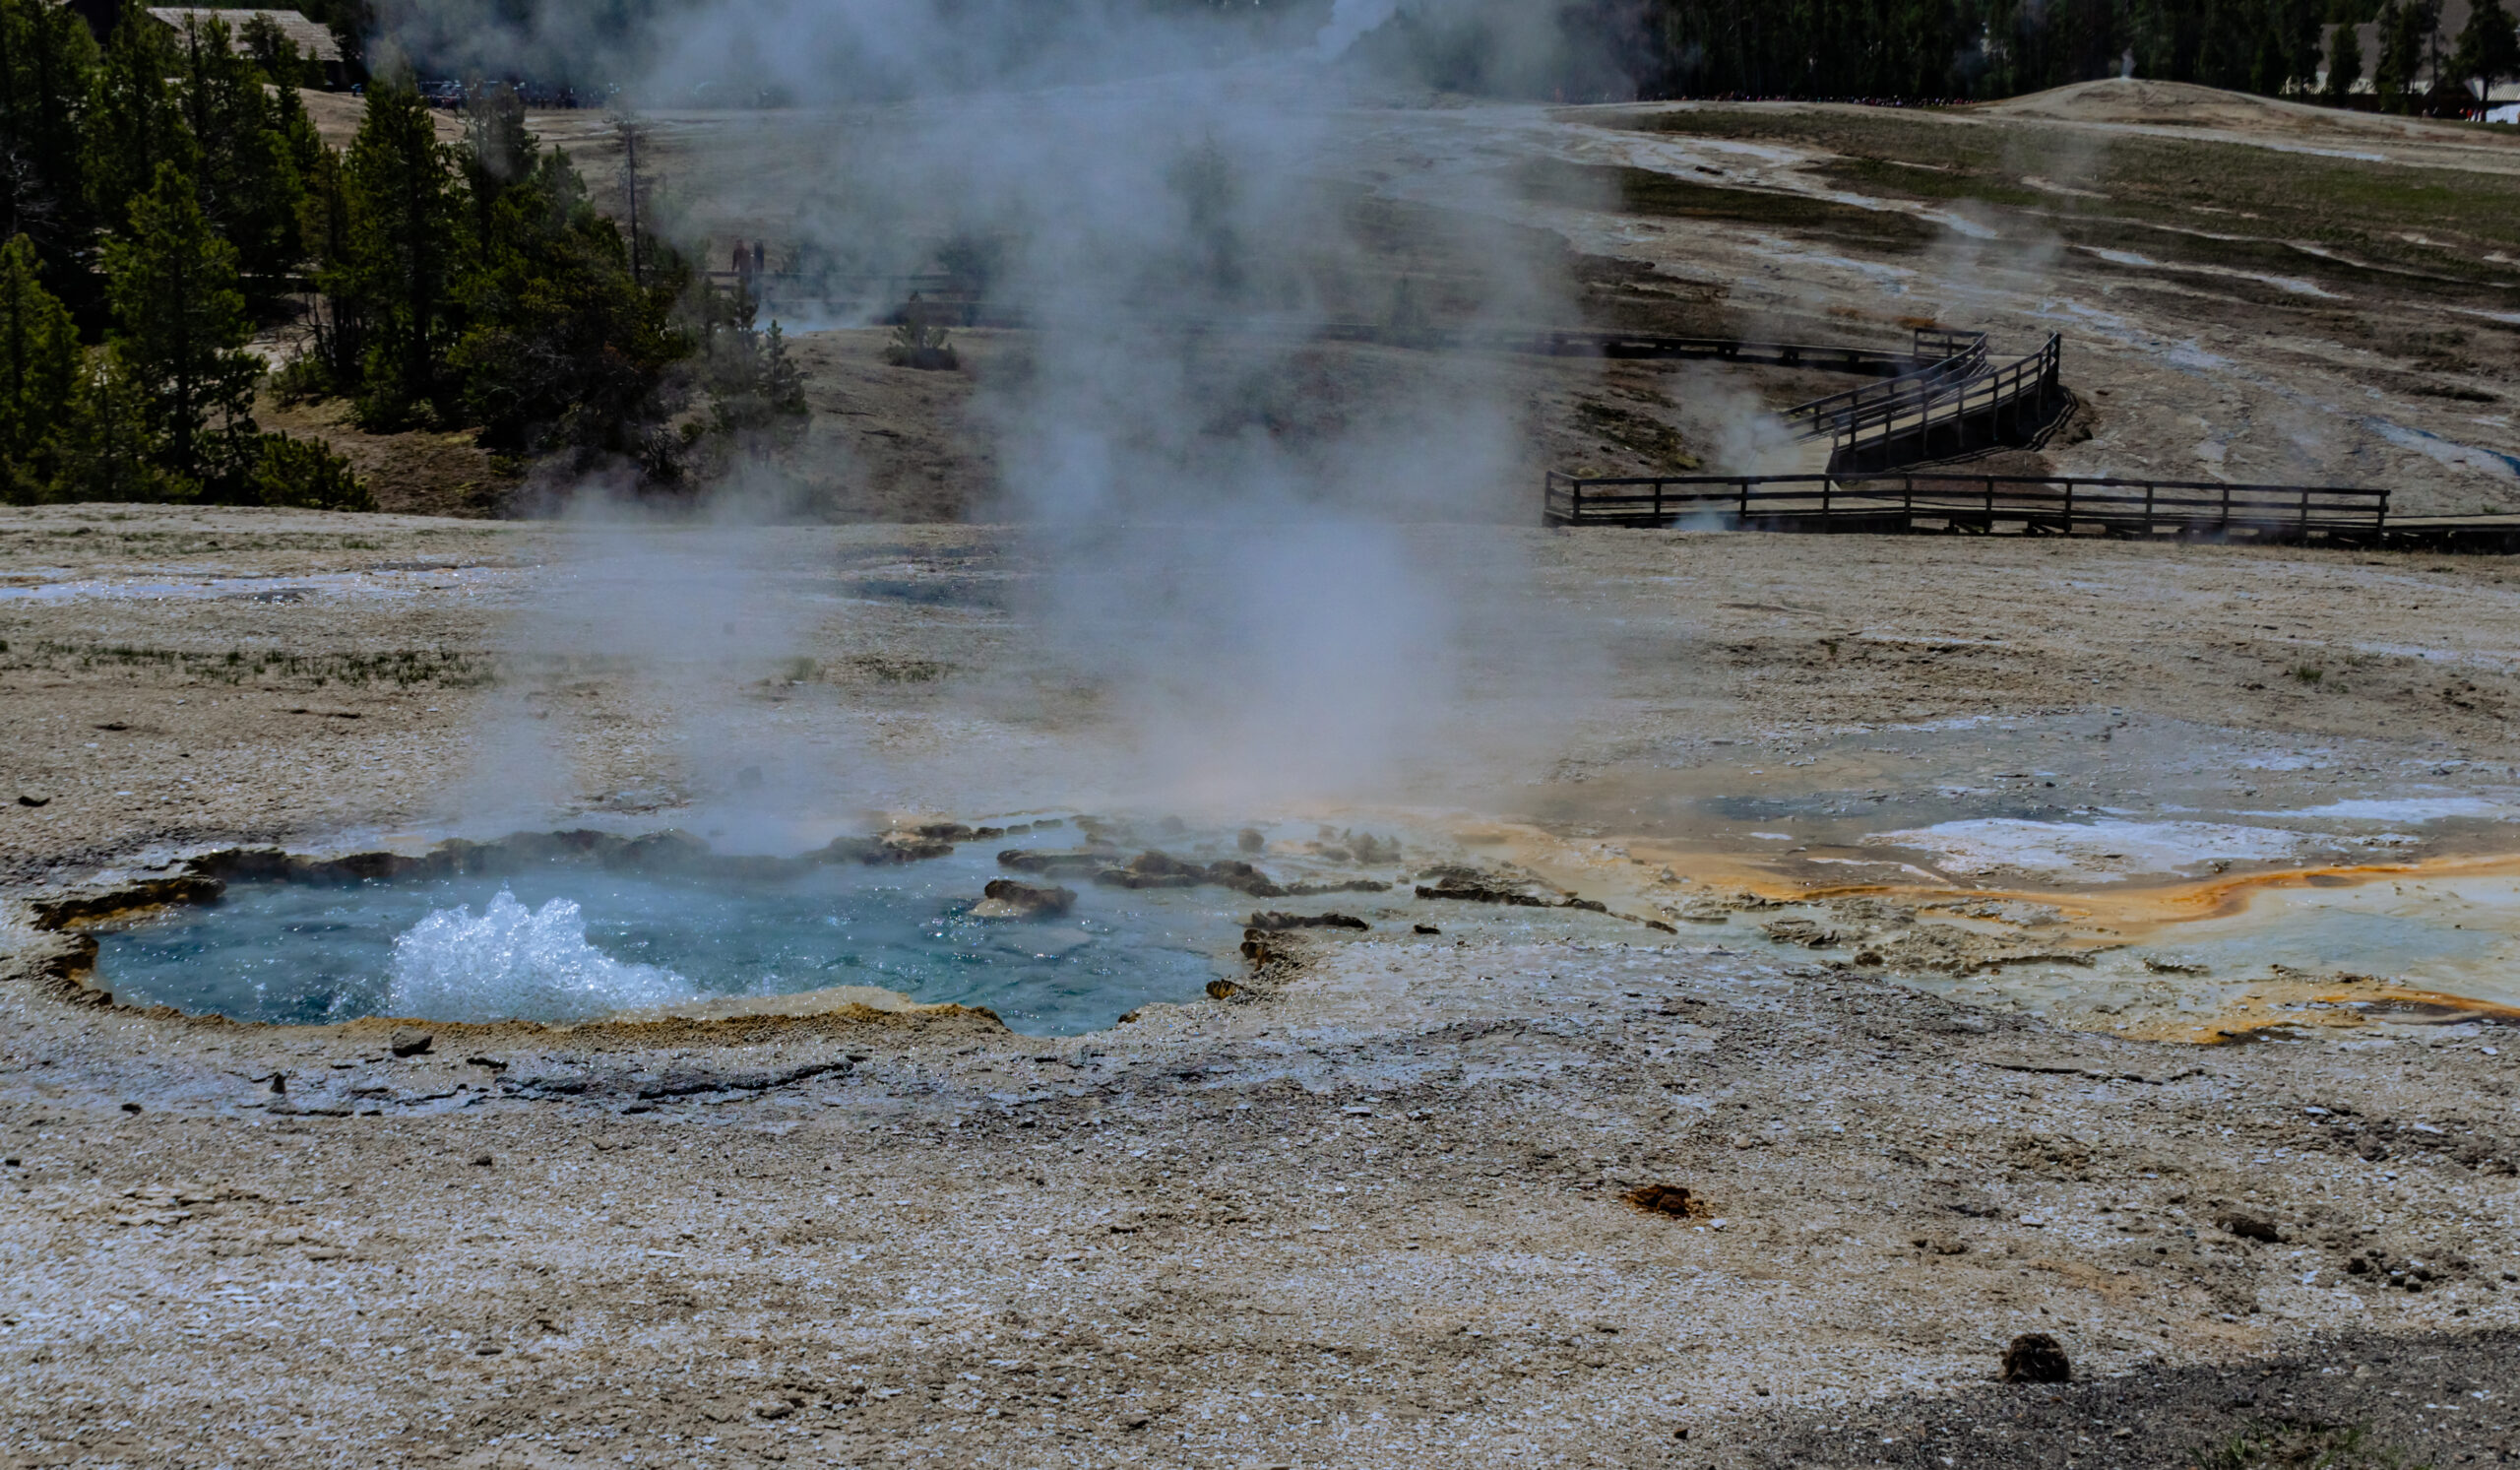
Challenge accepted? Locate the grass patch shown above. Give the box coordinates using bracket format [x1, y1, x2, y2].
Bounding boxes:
[777, 654, 953, 685]
[2191, 1421, 2430, 1469]
[1608, 108, 2520, 301]
[1517, 160, 1939, 251]
[1574, 398, 1700, 471]
[6, 641, 492, 689]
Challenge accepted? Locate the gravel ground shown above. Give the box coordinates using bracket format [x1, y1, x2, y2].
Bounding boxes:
[8, 506, 2520, 1466]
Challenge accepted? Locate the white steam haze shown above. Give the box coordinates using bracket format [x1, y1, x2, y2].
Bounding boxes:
[430, 0, 1609, 836]
[1316, 0, 1401, 56]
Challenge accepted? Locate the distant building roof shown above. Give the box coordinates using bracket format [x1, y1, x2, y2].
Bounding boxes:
[144, 8, 342, 64]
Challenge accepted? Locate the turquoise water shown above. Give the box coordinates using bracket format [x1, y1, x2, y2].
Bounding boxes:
[94, 848, 1235, 1036]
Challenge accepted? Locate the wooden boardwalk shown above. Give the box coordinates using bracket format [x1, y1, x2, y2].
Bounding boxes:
[1807, 336, 2067, 474]
[1540, 473, 2520, 552]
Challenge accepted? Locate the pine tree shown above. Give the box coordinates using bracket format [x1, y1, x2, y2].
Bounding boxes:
[171, 13, 303, 294]
[0, 0, 98, 287]
[289, 140, 362, 395]
[462, 81, 536, 221]
[239, 13, 316, 89]
[335, 75, 467, 428]
[2323, 18, 2364, 101]
[101, 163, 260, 494]
[0, 231, 78, 501]
[65, 352, 164, 502]
[2374, 0, 2442, 109]
[450, 145, 684, 456]
[2452, 0, 2520, 96]
[84, 0, 197, 239]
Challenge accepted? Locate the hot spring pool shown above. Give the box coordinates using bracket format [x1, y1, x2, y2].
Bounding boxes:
[92, 845, 1238, 1036]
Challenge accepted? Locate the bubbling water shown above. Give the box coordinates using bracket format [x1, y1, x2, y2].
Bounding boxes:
[90, 844, 1241, 1035]
[388, 889, 696, 1023]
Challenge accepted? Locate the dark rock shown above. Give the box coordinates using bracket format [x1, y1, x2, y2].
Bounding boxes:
[996, 848, 1117, 875]
[973, 880, 1076, 920]
[2220, 1213, 2282, 1244]
[16, 794, 48, 807]
[470, 1152, 493, 1167]
[1098, 850, 1205, 889]
[1206, 979, 1242, 999]
[2000, 1333, 2071, 1384]
[1623, 1183, 1699, 1217]
[1247, 912, 1368, 932]
[1762, 918, 1844, 947]
[119, 1102, 141, 1114]
[1414, 924, 1441, 935]
[391, 1028, 434, 1058]
[1237, 828, 1265, 853]
[1092, 852, 1286, 898]
[1417, 878, 1606, 913]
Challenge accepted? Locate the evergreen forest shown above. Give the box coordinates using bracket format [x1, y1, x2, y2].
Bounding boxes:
[1374, 0, 2519, 109]
[0, 0, 805, 509]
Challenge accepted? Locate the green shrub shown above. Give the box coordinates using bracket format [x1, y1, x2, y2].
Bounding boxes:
[243, 432, 372, 511]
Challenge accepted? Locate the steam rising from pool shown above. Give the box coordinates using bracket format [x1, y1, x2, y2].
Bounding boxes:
[389, 890, 696, 1023]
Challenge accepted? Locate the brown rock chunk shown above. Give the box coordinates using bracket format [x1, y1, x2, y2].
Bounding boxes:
[1621, 1183, 1702, 1218]
[2220, 1213, 2283, 1244]
[996, 847, 1116, 874]
[972, 879, 1077, 921]
[390, 1028, 434, 1057]
[2000, 1332, 2070, 1384]
[1246, 912, 1368, 932]
[868, 830, 954, 863]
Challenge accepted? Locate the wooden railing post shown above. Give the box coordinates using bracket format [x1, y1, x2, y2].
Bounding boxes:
[2221, 482, 2232, 533]
[2062, 479, 2073, 536]
[1738, 479, 1750, 523]
[1572, 478, 1583, 524]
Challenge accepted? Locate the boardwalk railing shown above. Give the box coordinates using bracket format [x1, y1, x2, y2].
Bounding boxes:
[1782, 331, 1989, 437]
[1543, 472, 2393, 544]
[1816, 334, 2066, 472]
